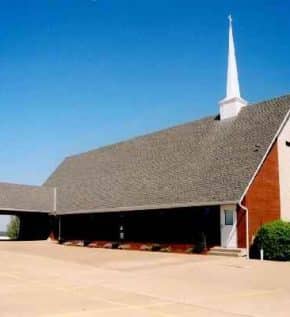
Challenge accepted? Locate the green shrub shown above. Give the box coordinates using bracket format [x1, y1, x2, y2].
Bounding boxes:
[252, 220, 290, 261]
[6, 216, 20, 240]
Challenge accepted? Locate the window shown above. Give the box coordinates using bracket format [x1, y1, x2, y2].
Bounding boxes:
[224, 210, 234, 226]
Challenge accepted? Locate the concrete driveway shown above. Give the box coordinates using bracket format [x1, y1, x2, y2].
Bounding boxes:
[0, 241, 289, 316]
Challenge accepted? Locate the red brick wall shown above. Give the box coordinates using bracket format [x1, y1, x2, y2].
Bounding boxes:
[237, 142, 281, 248]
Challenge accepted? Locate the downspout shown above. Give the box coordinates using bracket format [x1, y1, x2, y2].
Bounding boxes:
[238, 201, 249, 260]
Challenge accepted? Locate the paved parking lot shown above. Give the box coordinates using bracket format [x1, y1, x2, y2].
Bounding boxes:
[0, 241, 289, 316]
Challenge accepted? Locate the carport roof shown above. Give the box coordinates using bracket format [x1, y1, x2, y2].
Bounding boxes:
[0, 183, 53, 213]
[44, 94, 290, 215]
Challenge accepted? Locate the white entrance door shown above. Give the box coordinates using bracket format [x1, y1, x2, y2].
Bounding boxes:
[220, 205, 237, 248]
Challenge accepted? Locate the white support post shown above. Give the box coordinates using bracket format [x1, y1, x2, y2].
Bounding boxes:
[53, 187, 57, 215]
[58, 216, 61, 242]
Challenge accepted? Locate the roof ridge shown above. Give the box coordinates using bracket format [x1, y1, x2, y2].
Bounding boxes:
[64, 114, 216, 160]
[64, 94, 290, 160]
[249, 93, 290, 106]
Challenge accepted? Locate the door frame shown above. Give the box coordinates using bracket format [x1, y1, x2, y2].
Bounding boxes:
[220, 204, 237, 248]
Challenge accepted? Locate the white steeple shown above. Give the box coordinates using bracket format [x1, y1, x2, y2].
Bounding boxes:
[219, 15, 247, 120]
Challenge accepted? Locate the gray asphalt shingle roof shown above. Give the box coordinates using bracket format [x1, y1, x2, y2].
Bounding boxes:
[0, 183, 53, 213]
[44, 95, 290, 215]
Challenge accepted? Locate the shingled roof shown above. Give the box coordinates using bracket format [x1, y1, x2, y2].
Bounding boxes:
[0, 183, 53, 213]
[44, 95, 290, 215]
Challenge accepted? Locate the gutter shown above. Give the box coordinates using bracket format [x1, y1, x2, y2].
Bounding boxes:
[53, 200, 238, 216]
[0, 207, 50, 213]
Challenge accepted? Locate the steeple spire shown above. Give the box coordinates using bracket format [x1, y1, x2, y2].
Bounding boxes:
[219, 15, 247, 120]
[226, 15, 240, 99]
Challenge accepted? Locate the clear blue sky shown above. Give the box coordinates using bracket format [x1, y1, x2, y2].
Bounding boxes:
[0, 0, 289, 186]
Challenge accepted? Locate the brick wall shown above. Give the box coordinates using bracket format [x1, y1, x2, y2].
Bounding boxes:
[237, 142, 281, 248]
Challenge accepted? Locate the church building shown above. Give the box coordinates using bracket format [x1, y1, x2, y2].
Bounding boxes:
[0, 17, 289, 257]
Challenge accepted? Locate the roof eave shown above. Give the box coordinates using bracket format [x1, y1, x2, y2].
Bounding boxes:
[0, 207, 51, 214]
[53, 200, 239, 216]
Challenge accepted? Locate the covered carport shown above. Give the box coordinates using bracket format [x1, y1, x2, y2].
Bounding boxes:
[0, 210, 51, 240]
[56, 205, 221, 248]
[0, 183, 54, 240]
